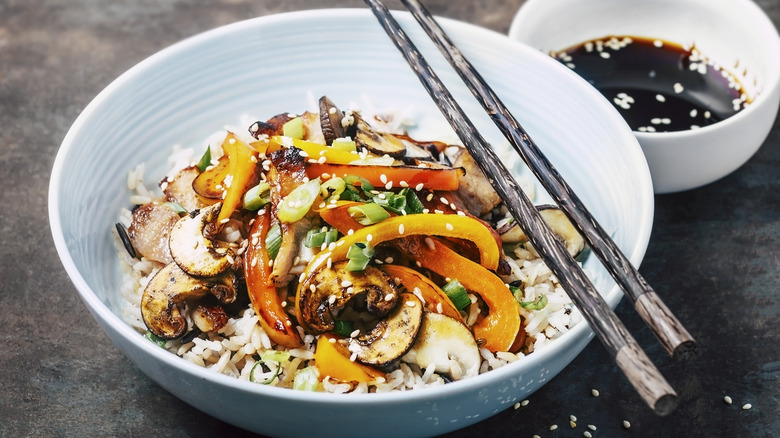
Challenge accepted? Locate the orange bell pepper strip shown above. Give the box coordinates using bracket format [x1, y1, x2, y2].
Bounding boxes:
[216, 132, 258, 225]
[244, 207, 303, 348]
[379, 264, 464, 323]
[307, 162, 463, 192]
[316, 200, 368, 233]
[394, 236, 520, 352]
[314, 333, 386, 383]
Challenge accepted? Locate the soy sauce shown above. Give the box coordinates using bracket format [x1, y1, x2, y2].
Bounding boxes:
[552, 36, 750, 132]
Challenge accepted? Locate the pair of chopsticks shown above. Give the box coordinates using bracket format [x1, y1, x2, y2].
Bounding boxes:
[365, 0, 696, 415]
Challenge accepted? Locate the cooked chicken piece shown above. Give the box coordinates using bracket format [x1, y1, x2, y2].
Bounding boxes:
[128, 202, 181, 264]
[163, 165, 201, 212]
[449, 147, 502, 216]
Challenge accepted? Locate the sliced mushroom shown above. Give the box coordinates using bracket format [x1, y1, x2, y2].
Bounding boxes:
[354, 114, 407, 158]
[128, 202, 181, 264]
[141, 262, 238, 339]
[162, 165, 201, 212]
[347, 292, 424, 367]
[448, 147, 502, 216]
[168, 203, 232, 277]
[191, 295, 229, 333]
[299, 261, 399, 334]
[402, 312, 481, 380]
[318, 96, 346, 145]
[499, 205, 586, 258]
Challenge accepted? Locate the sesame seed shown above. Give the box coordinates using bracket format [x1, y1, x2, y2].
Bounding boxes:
[385, 293, 394, 301]
[549, 425, 558, 431]
[570, 421, 577, 428]
[654, 39, 663, 48]
[724, 395, 733, 405]
[415, 183, 424, 191]
[426, 193, 434, 202]
[380, 174, 388, 184]
[622, 420, 631, 429]
[405, 300, 416, 307]
[399, 224, 405, 234]
[399, 180, 408, 188]
[310, 284, 317, 293]
[588, 424, 597, 431]
[513, 402, 521, 410]
[656, 94, 666, 102]
[445, 223, 454, 231]
[584, 432, 592, 438]
[690, 109, 698, 117]
[673, 82, 684, 93]
[384, 256, 394, 263]
[317, 156, 327, 164]
[591, 389, 600, 397]
[349, 329, 360, 338]
[328, 294, 336, 305]
[341, 280, 353, 288]
[385, 181, 393, 190]
[520, 399, 529, 406]
[366, 234, 373, 242]
[570, 415, 577, 422]
[328, 337, 337, 343]
[742, 403, 752, 410]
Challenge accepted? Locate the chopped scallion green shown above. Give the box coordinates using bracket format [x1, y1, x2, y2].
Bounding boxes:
[265, 223, 282, 260]
[402, 188, 424, 214]
[518, 294, 548, 311]
[331, 137, 357, 152]
[144, 330, 167, 348]
[293, 366, 320, 391]
[249, 360, 282, 385]
[345, 242, 374, 271]
[348, 202, 390, 225]
[372, 192, 407, 215]
[282, 117, 304, 139]
[320, 177, 346, 203]
[277, 177, 321, 223]
[442, 278, 470, 310]
[304, 227, 339, 248]
[333, 319, 355, 337]
[243, 182, 271, 211]
[163, 201, 188, 216]
[196, 147, 212, 172]
[260, 350, 291, 364]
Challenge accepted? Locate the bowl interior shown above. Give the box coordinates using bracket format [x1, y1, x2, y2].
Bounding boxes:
[49, 9, 653, 437]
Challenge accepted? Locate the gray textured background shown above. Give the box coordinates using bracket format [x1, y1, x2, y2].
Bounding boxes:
[1, 0, 778, 436]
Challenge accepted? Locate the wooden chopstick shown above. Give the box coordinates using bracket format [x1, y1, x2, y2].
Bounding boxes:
[397, 0, 696, 363]
[398, 0, 697, 363]
[364, 0, 680, 415]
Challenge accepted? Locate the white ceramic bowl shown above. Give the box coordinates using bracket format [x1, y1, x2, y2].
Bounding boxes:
[509, 0, 780, 194]
[49, 9, 653, 437]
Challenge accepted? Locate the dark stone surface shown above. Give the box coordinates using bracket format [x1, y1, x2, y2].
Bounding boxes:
[1, 0, 777, 437]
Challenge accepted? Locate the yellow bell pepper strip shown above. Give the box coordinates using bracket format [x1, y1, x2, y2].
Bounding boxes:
[394, 236, 521, 352]
[272, 136, 365, 165]
[244, 207, 303, 348]
[216, 132, 259, 226]
[192, 154, 229, 201]
[314, 333, 385, 383]
[295, 213, 500, 331]
[306, 162, 464, 192]
[379, 264, 464, 323]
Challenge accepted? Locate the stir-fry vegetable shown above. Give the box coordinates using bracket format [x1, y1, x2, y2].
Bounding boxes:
[123, 96, 583, 392]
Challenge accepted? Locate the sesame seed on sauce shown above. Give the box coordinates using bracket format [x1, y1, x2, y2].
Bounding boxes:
[553, 35, 750, 132]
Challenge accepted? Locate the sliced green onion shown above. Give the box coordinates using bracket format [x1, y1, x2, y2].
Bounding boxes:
[282, 117, 304, 139]
[402, 188, 424, 214]
[342, 174, 374, 192]
[339, 184, 365, 202]
[333, 320, 355, 337]
[518, 294, 548, 311]
[442, 278, 470, 310]
[304, 228, 339, 248]
[331, 137, 357, 152]
[320, 177, 346, 203]
[508, 284, 524, 302]
[196, 147, 212, 172]
[260, 350, 291, 364]
[162, 202, 188, 216]
[249, 360, 282, 385]
[348, 203, 390, 225]
[243, 181, 271, 211]
[265, 223, 282, 260]
[372, 192, 407, 215]
[144, 330, 167, 348]
[293, 365, 320, 391]
[277, 178, 321, 223]
[345, 242, 374, 271]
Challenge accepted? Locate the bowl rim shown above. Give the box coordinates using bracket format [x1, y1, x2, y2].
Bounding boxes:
[507, 0, 780, 140]
[49, 7, 652, 405]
